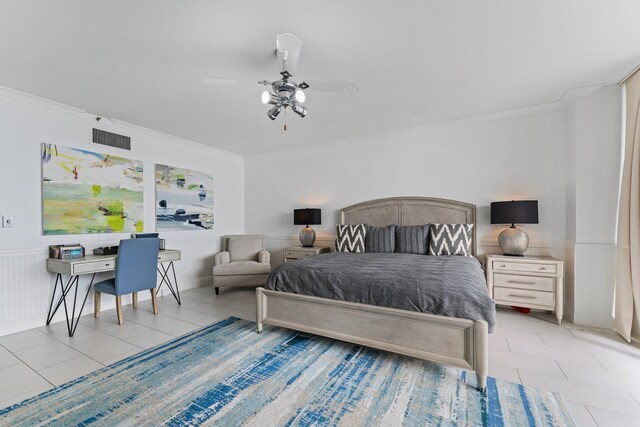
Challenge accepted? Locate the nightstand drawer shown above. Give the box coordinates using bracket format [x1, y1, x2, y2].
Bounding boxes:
[494, 287, 554, 307]
[492, 261, 557, 275]
[493, 273, 555, 292]
[284, 250, 313, 258]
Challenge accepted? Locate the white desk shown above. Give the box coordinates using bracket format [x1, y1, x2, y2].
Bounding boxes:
[46, 249, 181, 336]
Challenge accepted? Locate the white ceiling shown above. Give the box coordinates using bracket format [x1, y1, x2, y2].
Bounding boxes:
[1, 1, 639, 156]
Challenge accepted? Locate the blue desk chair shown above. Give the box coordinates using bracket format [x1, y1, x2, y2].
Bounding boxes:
[93, 238, 160, 325]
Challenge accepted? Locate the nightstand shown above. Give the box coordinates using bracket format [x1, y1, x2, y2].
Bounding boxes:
[485, 254, 564, 325]
[283, 246, 330, 262]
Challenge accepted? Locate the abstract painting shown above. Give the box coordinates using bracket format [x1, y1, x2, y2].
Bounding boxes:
[41, 143, 144, 235]
[155, 164, 214, 231]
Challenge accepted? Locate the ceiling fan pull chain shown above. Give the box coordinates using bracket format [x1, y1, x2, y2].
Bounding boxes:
[284, 108, 287, 131]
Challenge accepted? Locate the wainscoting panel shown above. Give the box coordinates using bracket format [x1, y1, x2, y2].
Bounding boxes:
[0, 235, 224, 336]
[263, 235, 566, 269]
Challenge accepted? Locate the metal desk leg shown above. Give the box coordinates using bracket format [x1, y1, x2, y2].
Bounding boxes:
[156, 261, 181, 305]
[62, 273, 95, 336]
[46, 274, 79, 325]
[47, 273, 95, 337]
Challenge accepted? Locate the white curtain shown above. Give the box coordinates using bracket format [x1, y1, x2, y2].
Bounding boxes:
[616, 69, 640, 341]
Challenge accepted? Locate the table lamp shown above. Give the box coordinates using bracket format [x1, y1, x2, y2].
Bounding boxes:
[490, 200, 538, 256]
[294, 208, 321, 247]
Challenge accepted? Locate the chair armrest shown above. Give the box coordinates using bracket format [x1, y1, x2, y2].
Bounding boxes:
[258, 249, 270, 265]
[214, 251, 230, 266]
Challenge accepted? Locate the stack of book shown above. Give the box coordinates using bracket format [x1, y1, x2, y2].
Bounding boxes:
[49, 244, 85, 260]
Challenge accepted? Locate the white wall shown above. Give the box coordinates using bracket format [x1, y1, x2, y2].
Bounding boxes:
[245, 107, 568, 263]
[0, 88, 244, 335]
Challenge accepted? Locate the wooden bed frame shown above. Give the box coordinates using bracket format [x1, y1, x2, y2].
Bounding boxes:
[256, 196, 488, 391]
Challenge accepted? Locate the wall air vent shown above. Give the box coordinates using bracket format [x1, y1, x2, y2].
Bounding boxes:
[92, 128, 131, 150]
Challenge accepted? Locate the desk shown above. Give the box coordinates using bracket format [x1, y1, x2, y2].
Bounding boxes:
[46, 249, 181, 336]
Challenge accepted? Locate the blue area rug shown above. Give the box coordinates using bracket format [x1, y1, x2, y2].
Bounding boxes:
[0, 317, 574, 426]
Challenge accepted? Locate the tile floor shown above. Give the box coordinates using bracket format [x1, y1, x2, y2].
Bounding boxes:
[1, 286, 640, 426]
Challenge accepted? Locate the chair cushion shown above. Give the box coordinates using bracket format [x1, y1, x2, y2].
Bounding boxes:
[228, 237, 262, 262]
[94, 278, 116, 295]
[213, 261, 271, 276]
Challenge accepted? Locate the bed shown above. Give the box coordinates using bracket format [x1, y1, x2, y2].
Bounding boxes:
[255, 196, 491, 391]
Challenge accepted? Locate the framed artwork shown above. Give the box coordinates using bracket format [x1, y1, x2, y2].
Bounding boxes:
[155, 164, 214, 231]
[41, 143, 144, 235]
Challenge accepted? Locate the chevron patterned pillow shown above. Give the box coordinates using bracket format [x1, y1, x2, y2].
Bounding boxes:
[336, 224, 367, 253]
[428, 223, 474, 256]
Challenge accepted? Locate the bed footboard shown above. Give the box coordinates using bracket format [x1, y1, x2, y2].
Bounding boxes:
[256, 287, 488, 391]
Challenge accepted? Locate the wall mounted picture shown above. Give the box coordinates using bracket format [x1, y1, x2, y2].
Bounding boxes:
[155, 164, 214, 231]
[41, 143, 144, 235]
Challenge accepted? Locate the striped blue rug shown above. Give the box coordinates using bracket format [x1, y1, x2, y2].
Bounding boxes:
[0, 317, 574, 426]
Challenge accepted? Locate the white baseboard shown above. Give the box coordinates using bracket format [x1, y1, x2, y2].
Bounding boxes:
[572, 312, 614, 329]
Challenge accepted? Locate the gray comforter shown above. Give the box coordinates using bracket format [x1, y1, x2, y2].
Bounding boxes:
[265, 252, 496, 333]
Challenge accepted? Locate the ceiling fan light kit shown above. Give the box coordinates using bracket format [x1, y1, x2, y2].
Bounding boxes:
[260, 71, 308, 120]
[203, 33, 358, 128]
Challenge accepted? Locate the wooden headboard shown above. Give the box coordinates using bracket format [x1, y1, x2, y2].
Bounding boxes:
[340, 196, 477, 256]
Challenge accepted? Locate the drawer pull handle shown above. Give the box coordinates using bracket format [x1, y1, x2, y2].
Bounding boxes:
[507, 280, 536, 285]
[508, 293, 537, 299]
[539, 267, 546, 270]
[500, 264, 506, 268]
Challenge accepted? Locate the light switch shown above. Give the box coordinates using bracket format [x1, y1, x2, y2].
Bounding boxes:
[2, 216, 14, 227]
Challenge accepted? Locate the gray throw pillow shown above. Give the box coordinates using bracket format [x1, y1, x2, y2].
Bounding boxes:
[365, 225, 396, 253]
[336, 224, 367, 253]
[428, 224, 474, 256]
[395, 224, 430, 254]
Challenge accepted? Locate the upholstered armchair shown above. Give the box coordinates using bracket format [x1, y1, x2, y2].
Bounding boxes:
[213, 235, 271, 295]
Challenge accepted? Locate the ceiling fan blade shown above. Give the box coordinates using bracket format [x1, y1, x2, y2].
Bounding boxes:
[276, 33, 302, 76]
[302, 81, 359, 96]
[202, 78, 270, 86]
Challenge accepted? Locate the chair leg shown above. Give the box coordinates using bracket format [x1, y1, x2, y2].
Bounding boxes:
[94, 292, 101, 318]
[115, 296, 124, 325]
[132, 292, 138, 308]
[150, 289, 158, 315]
[215, 287, 220, 295]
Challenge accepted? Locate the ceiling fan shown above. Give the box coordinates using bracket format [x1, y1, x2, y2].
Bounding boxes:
[203, 33, 358, 127]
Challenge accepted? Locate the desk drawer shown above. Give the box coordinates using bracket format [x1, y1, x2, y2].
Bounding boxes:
[494, 273, 555, 292]
[73, 260, 115, 274]
[492, 261, 556, 274]
[494, 287, 554, 307]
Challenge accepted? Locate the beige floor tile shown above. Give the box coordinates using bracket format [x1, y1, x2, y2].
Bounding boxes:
[0, 364, 51, 403]
[565, 402, 597, 427]
[0, 329, 57, 353]
[38, 355, 103, 386]
[0, 384, 53, 411]
[488, 334, 509, 351]
[189, 303, 236, 317]
[181, 312, 226, 327]
[558, 361, 640, 394]
[125, 330, 175, 350]
[490, 348, 566, 378]
[0, 346, 21, 370]
[519, 369, 640, 418]
[507, 338, 603, 369]
[72, 335, 142, 364]
[101, 348, 144, 366]
[488, 362, 521, 383]
[14, 340, 84, 371]
[587, 406, 640, 427]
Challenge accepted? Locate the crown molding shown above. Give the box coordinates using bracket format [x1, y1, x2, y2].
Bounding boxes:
[559, 84, 606, 106]
[0, 85, 85, 114]
[110, 119, 244, 161]
[0, 85, 243, 161]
